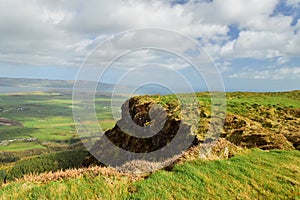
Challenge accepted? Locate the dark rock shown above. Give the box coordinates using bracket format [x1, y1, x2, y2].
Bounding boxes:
[88, 96, 197, 167]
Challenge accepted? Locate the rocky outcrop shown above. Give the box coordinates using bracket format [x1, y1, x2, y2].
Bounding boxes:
[84, 95, 300, 170]
[223, 115, 295, 150]
[88, 96, 198, 168]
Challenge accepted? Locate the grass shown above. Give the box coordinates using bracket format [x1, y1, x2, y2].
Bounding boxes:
[0, 142, 46, 151]
[0, 149, 299, 199]
[225, 91, 300, 115]
[129, 149, 300, 199]
[0, 126, 33, 140]
[1, 175, 130, 200]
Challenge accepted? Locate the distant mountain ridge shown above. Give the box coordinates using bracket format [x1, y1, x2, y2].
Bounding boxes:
[0, 77, 112, 89]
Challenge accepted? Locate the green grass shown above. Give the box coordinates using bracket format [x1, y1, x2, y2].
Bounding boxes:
[0, 126, 33, 140]
[99, 120, 116, 131]
[225, 91, 300, 115]
[0, 149, 299, 199]
[129, 149, 300, 199]
[1, 175, 129, 200]
[0, 142, 46, 151]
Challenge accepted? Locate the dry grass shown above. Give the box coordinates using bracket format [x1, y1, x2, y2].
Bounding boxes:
[3, 139, 242, 185]
[6, 165, 142, 185]
[176, 138, 244, 164]
[115, 156, 181, 174]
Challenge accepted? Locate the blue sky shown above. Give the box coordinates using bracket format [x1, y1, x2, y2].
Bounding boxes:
[0, 0, 299, 91]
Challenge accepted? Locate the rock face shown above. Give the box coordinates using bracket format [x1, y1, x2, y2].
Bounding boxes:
[88, 96, 197, 168]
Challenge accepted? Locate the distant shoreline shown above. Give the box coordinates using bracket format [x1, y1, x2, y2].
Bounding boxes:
[0, 77, 299, 94]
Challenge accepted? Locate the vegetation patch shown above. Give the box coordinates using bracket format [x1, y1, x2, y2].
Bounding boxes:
[3, 150, 88, 181]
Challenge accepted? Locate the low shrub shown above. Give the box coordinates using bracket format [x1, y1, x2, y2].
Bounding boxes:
[0, 155, 20, 163]
[0, 170, 6, 184]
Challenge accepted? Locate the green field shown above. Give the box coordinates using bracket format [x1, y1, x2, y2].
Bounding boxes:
[0, 91, 118, 152]
[0, 141, 46, 151]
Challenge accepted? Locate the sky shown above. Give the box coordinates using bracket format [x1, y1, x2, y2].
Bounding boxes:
[0, 0, 300, 91]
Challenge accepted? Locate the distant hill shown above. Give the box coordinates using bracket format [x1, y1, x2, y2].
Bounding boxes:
[0, 77, 118, 93]
[0, 77, 115, 89]
[0, 77, 74, 88]
[0, 77, 183, 95]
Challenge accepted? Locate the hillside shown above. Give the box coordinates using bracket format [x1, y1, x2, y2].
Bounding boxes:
[0, 91, 299, 199]
[0, 149, 299, 199]
[0, 77, 117, 94]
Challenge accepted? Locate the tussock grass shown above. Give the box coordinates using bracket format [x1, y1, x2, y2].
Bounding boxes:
[0, 149, 299, 199]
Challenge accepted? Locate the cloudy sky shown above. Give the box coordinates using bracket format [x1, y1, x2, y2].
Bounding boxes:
[0, 0, 300, 91]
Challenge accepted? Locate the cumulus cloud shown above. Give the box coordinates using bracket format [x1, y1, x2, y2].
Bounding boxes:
[286, 0, 300, 6]
[0, 0, 299, 83]
[0, 0, 229, 67]
[180, 0, 299, 64]
[190, 0, 279, 27]
[229, 66, 300, 80]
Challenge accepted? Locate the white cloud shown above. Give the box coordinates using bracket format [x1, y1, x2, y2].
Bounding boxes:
[189, 0, 279, 28]
[215, 61, 232, 73]
[0, 0, 299, 82]
[229, 66, 300, 80]
[0, 0, 229, 67]
[286, 0, 300, 6]
[232, 31, 289, 57]
[57, 0, 229, 40]
[182, 0, 299, 62]
[206, 28, 300, 61]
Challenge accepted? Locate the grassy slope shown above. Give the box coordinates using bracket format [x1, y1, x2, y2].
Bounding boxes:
[0, 149, 299, 199]
[0, 91, 299, 199]
[225, 91, 300, 115]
